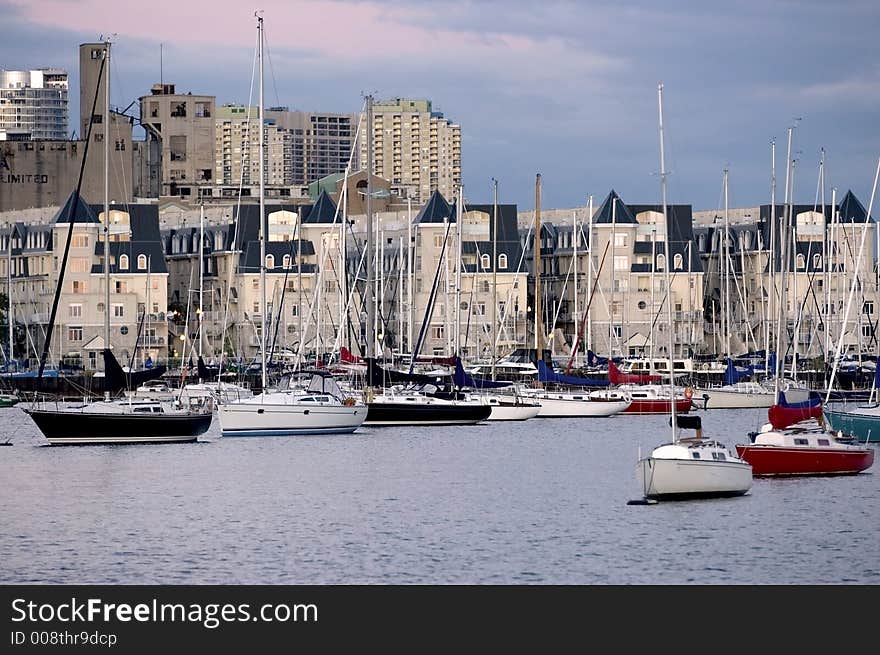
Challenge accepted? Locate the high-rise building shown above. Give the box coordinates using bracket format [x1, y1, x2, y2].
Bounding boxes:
[359, 98, 461, 204]
[0, 68, 68, 141]
[265, 109, 357, 185]
[138, 83, 215, 199]
[214, 105, 293, 186]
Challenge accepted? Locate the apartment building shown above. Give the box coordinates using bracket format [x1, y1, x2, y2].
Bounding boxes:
[359, 98, 462, 204]
[693, 189, 879, 360]
[0, 68, 68, 141]
[1, 193, 169, 370]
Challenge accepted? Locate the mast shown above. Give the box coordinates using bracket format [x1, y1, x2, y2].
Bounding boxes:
[455, 185, 463, 356]
[257, 14, 267, 391]
[572, 207, 578, 368]
[766, 139, 776, 377]
[586, 194, 593, 357]
[365, 94, 375, 360]
[774, 126, 795, 395]
[609, 196, 616, 357]
[534, 173, 543, 359]
[7, 228, 12, 368]
[724, 168, 731, 361]
[199, 202, 204, 359]
[650, 227, 656, 368]
[407, 196, 413, 354]
[491, 178, 498, 380]
[103, 39, 111, 400]
[657, 83, 676, 442]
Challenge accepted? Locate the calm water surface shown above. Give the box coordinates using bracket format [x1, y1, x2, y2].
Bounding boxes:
[1, 406, 877, 584]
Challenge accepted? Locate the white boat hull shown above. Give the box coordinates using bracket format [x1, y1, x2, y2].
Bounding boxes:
[535, 397, 630, 418]
[487, 403, 541, 421]
[695, 388, 775, 409]
[637, 457, 752, 499]
[218, 403, 365, 436]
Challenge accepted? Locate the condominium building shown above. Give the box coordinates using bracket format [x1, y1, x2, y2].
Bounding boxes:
[214, 105, 293, 187]
[139, 83, 216, 198]
[0, 69, 68, 141]
[359, 98, 462, 204]
[265, 108, 356, 185]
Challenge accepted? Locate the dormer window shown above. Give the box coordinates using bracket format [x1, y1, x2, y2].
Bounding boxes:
[498, 254, 508, 270]
[796, 254, 805, 270]
[119, 254, 129, 270]
[137, 254, 147, 270]
[266, 254, 275, 269]
[282, 254, 292, 269]
[656, 254, 666, 271]
[673, 253, 683, 270]
[480, 253, 490, 270]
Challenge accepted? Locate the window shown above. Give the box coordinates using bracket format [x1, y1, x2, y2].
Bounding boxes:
[291, 305, 298, 317]
[120, 326, 128, 335]
[253, 302, 260, 314]
[863, 301, 874, 315]
[252, 279, 259, 290]
[480, 254, 490, 269]
[818, 439, 830, 446]
[498, 254, 508, 269]
[862, 325, 872, 338]
[115, 281, 127, 294]
[69, 304, 82, 318]
[638, 301, 647, 310]
[70, 257, 91, 273]
[67, 326, 83, 341]
[97, 302, 104, 313]
[614, 232, 627, 247]
[796, 254, 805, 269]
[113, 304, 124, 318]
[152, 279, 159, 290]
[656, 254, 665, 271]
[72, 234, 89, 248]
[673, 253, 683, 270]
[481, 280, 490, 293]
[72, 280, 86, 294]
[613, 256, 628, 271]
[613, 325, 622, 337]
[813, 253, 822, 269]
[794, 438, 809, 446]
[265, 255, 275, 269]
[119, 254, 129, 270]
[137, 254, 147, 270]
[430, 325, 445, 340]
[282, 254, 292, 269]
[434, 235, 444, 248]
[691, 452, 700, 459]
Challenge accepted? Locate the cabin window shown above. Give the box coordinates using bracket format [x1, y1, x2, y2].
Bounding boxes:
[794, 438, 809, 446]
[691, 452, 701, 459]
[119, 254, 129, 270]
[712, 452, 727, 461]
[138, 254, 147, 270]
[817, 439, 830, 446]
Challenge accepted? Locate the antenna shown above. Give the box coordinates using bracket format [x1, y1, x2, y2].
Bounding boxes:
[160, 43, 163, 87]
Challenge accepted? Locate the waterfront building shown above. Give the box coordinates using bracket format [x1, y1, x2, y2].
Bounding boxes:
[359, 98, 461, 204]
[1, 195, 169, 370]
[0, 68, 68, 141]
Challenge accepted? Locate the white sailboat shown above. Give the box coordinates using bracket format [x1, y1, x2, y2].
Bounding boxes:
[217, 15, 365, 437]
[635, 84, 752, 500]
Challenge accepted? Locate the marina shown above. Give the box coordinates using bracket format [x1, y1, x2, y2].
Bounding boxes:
[1, 405, 876, 584]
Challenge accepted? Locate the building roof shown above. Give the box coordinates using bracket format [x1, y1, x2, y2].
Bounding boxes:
[91, 204, 169, 274]
[53, 191, 99, 224]
[413, 190, 454, 224]
[302, 190, 338, 224]
[459, 203, 525, 273]
[593, 190, 637, 224]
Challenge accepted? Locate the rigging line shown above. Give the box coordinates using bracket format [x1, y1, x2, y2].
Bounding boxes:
[566, 240, 610, 374]
[267, 237, 297, 371]
[218, 35, 258, 384]
[409, 218, 454, 374]
[261, 25, 283, 110]
[38, 53, 106, 380]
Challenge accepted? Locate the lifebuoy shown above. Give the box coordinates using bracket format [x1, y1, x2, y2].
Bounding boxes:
[684, 387, 694, 400]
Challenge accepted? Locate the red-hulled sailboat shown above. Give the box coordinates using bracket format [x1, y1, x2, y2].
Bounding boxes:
[735, 390, 874, 476]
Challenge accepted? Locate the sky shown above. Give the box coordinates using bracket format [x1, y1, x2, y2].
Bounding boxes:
[2, 0, 879, 213]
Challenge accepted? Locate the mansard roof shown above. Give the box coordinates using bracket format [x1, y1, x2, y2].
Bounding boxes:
[302, 190, 338, 224]
[413, 190, 455, 224]
[592, 189, 637, 224]
[53, 191, 99, 224]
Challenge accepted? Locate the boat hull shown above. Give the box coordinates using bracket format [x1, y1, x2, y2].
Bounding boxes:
[535, 397, 630, 418]
[695, 388, 774, 409]
[487, 403, 541, 421]
[24, 409, 211, 445]
[637, 457, 752, 499]
[735, 444, 875, 476]
[218, 403, 365, 436]
[365, 402, 491, 425]
[823, 406, 880, 443]
[623, 398, 692, 415]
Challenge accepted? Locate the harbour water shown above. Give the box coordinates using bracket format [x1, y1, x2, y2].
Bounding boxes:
[1, 406, 877, 584]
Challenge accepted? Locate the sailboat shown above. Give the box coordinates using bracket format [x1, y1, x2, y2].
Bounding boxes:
[23, 40, 213, 445]
[735, 155, 879, 475]
[216, 15, 366, 437]
[635, 84, 752, 501]
[359, 96, 489, 427]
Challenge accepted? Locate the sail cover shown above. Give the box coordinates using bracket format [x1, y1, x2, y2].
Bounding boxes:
[453, 357, 512, 389]
[724, 358, 753, 385]
[537, 360, 609, 387]
[767, 390, 823, 430]
[102, 348, 166, 393]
